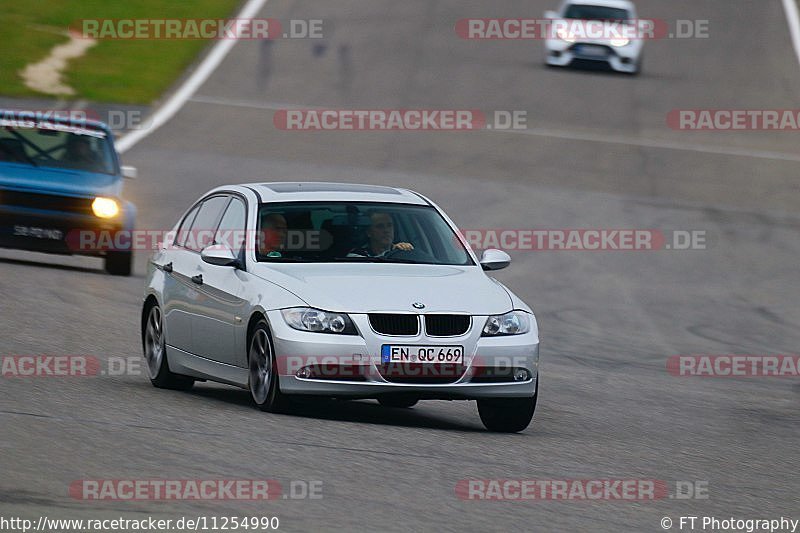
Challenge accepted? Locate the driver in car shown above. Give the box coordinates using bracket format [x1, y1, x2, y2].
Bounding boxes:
[348, 211, 413, 257]
[259, 213, 289, 258]
[62, 135, 103, 172]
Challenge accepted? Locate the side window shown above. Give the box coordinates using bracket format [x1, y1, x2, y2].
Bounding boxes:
[174, 203, 201, 248]
[186, 196, 230, 252]
[214, 197, 247, 253]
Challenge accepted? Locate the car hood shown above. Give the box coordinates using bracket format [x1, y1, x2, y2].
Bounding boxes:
[250, 263, 513, 315]
[0, 163, 120, 197]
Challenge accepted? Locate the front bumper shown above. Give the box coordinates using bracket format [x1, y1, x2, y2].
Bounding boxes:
[0, 198, 132, 256]
[266, 310, 539, 399]
[545, 40, 641, 72]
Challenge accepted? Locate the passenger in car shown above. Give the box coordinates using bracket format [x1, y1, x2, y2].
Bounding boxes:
[0, 138, 32, 163]
[348, 211, 413, 257]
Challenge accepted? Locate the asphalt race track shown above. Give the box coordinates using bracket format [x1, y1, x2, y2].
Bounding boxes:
[2, 1, 799, 531]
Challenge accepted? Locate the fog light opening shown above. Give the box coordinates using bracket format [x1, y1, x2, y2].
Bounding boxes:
[514, 368, 530, 382]
[296, 366, 312, 379]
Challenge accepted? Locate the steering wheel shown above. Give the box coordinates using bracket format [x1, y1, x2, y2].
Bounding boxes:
[382, 246, 436, 263]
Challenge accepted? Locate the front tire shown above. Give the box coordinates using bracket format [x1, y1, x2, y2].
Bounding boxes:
[142, 303, 194, 390]
[105, 251, 132, 276]
[248, 320, 289, 412]
[477, 382, 538, 433]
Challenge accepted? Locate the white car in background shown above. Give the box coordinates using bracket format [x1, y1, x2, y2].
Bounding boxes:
[544, 0, 644, 74]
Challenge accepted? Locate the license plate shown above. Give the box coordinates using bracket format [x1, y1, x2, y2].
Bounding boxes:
[12, 225, 64, 240]
[575, 45, 607, 57]
[381, 345, 464, 364]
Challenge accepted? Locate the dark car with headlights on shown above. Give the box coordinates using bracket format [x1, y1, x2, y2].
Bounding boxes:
[0, 110, 136, 275]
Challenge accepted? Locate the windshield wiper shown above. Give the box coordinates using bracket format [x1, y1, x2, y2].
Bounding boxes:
[380, 258, 421, 264]
[333, 256, 423, 264]
[258, 256, 308, 262]
[333, 256, 386, 262]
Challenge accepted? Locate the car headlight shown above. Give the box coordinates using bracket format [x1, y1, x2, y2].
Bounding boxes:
[92, 197, 120, 219]
[556, 29, 576, 43]
[281, 307, 358, 335]
[482, 311, 531, 336]
[610, 37, 630, 47]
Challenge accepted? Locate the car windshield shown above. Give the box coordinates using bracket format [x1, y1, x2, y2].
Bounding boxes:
[0, 118, 116, 175]
[256, 201, 474, 266]
[563, 5, 630, 22]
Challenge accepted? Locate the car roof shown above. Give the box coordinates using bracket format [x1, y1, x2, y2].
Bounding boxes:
[565, 0, 635, 10]
[222, 182, 431, 205]
[0, 108, 112, 133]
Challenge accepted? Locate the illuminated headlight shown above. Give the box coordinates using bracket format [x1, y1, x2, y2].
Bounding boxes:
[610, 37, 630, 47]
[482, 311, 531, 336]
[281, 308, 358, 335]
[92, 197, 120, 219]
[556, 29, 576, 43]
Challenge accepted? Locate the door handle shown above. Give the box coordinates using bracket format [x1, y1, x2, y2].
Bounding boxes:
[191, 274, 203, 285]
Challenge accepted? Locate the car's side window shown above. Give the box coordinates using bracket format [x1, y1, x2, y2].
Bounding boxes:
[174, 203, 201, 248]
[185, 195, 230, 252]
[214, 197, 247, 254]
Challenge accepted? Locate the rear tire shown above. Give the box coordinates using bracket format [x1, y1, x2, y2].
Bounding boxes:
[105, 251, 132, 276]
[142, 303, 194, 390]
[248, 320, 289, 413]
[378, 395, 419, 409]
[477, 381, 538, 433]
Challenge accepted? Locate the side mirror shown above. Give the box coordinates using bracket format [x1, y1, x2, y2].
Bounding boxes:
[121, 165, 138, 179]
[201, 244, 239, 267]
[544, 10, 559, 19]
[479, 248, 511, 271]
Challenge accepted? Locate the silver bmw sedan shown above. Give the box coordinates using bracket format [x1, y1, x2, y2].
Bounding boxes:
[141, 182, 540, 432]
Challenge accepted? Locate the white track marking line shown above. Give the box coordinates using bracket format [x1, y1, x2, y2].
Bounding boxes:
[498, 126, 800, 163]
[116, 0, 269, 154]
[187, 95, 800, 163]
[190, 95, 312, 111]
[783, 0, 800, 68]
